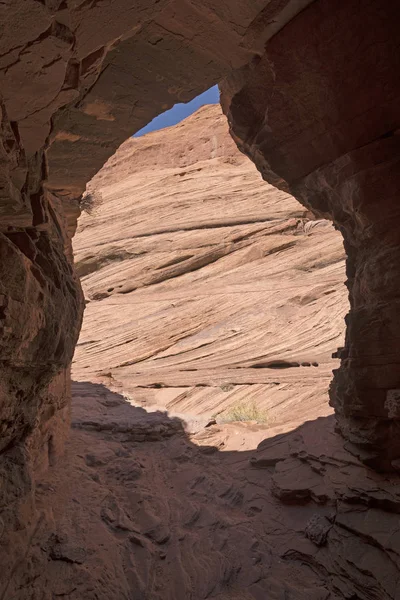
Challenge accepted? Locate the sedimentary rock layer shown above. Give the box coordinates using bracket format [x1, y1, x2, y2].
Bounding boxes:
[73, 105, 346, 430]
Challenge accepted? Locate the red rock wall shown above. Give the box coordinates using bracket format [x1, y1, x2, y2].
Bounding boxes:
[0, 97, 83, 578]
[221, 0, 400, 470]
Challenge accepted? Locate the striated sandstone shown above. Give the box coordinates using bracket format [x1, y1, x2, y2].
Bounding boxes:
[73, 105, 347, 430]
[1, 0, 400, 595]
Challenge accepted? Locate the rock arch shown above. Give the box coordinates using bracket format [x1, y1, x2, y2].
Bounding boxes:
[1, 0, 400, 579]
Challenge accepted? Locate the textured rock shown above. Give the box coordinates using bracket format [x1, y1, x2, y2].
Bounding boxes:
[1, 0, 400, 593]
[72, 105, 347, 430]
[221, 0, 400, 469]
[0, 178, 83, 593]
[0, 2, 317, 590]
[4, 381, 400, 599]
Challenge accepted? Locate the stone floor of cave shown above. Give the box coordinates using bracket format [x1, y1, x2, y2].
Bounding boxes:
[8, 380, 400, 600]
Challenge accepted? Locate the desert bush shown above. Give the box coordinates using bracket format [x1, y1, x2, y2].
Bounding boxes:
[220, 383, 235, 392]
[218, 401, 269, 424]
[80, 189, 103, 215]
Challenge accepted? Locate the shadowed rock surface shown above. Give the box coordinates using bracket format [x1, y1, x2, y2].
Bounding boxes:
[73, 105, 347, 429]
[0, 3, 319, 588]
[49, 109, 400, 599]
[221, 0, 400, 469]
[5, 380, 400, 599]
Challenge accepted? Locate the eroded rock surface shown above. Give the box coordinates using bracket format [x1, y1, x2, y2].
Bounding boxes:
[73, 105, 347, 430]
[0, 2, 318, 590]
[5, 381, 400, 599]
[2, 0, 400, 595]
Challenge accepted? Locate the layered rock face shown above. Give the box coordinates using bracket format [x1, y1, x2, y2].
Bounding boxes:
[221, 0, 400, 470]
[73, 105, 346, 430]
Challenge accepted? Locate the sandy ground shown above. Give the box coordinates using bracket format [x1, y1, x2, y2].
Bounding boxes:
[6, 381, 399, 600]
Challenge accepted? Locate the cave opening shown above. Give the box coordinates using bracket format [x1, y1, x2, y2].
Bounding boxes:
[72, 97, 348, 438]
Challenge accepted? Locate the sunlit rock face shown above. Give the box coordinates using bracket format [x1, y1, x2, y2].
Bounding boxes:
[72, 104, 346, 428]
[221, 0, 400, 470]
